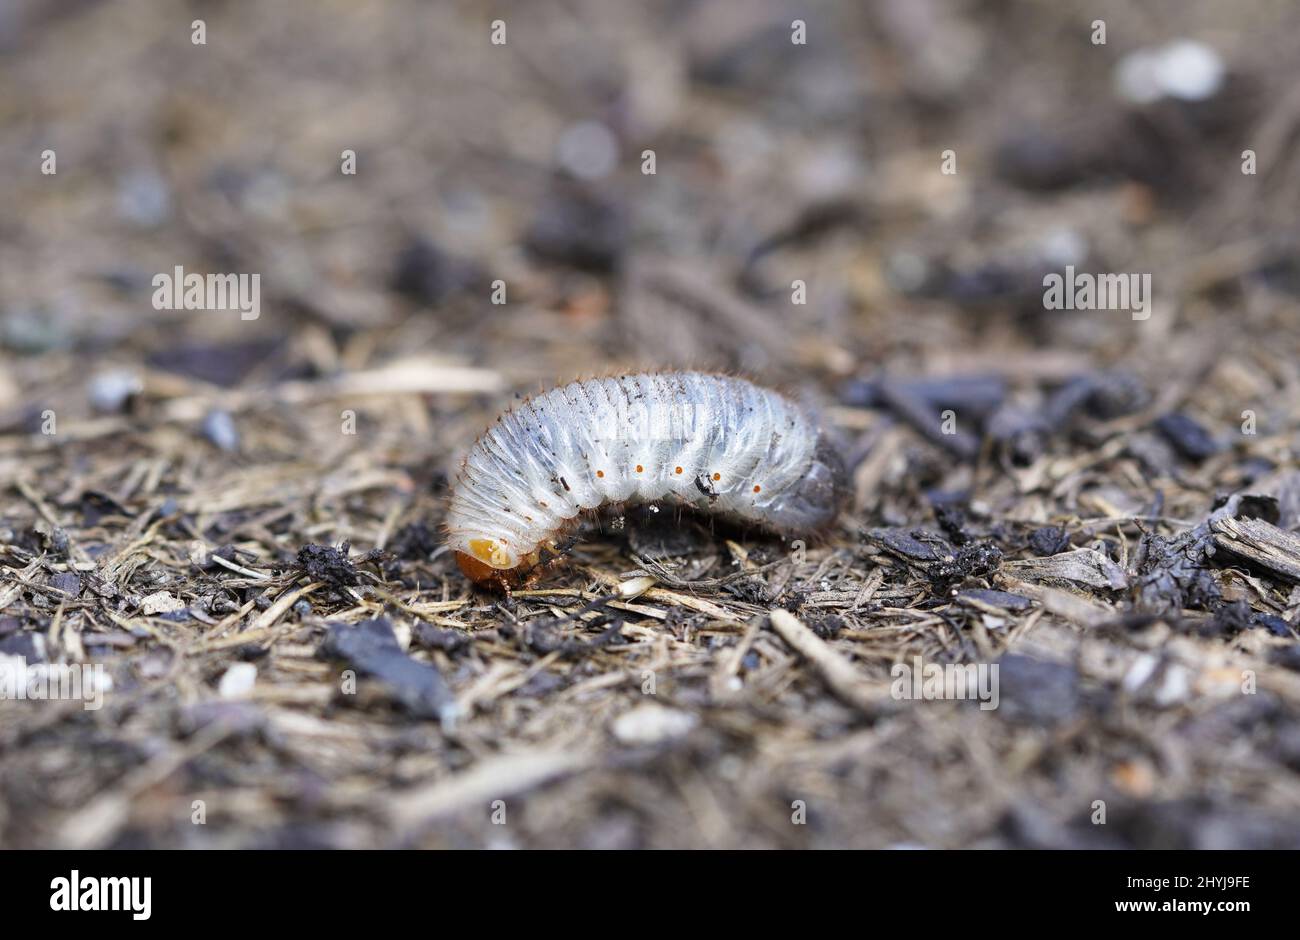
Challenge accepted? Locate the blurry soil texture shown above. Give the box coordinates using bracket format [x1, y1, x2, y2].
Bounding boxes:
[2, 0, 1300, 848]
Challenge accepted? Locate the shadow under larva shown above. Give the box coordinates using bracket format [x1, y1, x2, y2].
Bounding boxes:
[445, 371, 848, 587]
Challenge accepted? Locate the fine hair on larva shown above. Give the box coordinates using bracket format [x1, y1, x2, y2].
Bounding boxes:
[445, 371, 848, 586]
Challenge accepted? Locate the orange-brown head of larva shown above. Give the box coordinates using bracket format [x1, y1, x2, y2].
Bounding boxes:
[453, 535, 518, 581]
[451, 536, 545, 587]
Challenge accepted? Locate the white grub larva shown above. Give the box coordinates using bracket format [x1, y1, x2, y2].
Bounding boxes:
[446, 372, 847, 587]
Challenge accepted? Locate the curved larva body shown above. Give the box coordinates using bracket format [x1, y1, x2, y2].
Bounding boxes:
[446, 372, 846, 584]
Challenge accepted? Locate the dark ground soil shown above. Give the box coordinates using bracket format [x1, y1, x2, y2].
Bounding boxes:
[1, 0, 1299, 848]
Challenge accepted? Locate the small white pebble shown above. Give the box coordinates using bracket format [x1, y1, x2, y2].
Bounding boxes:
[1156, 40, 1225, 101]
[140, 591, 184, 615]
[218, 662, 258, 700]
[618, 575, 656, 600]
[1039, 227, 1088, 268]
[717, 755, 744, 781]
[202, 410, 240, 452]
[1153, 664, 1192, 707]
[556, 120, 619, 180]
[1115, 49, 1163, 104]
[116, 168, 171, 226]
[88, 370, 143, 413]
[611, 703, 698, 745]
[1123, 653, 1160, 692]
[1115, 39, 1224, 105]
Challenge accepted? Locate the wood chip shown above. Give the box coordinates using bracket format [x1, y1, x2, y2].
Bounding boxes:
[767, 609, 889, 714]
[1212, 516, 1300, 583]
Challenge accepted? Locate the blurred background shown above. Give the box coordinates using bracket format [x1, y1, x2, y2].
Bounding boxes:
[1, 0, 1299, 848]
[3, 0, 1298, 433]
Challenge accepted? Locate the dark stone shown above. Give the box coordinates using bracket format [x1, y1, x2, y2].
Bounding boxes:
[811, 615, 844, 639]
[1251, 613, 1294, 638]
[296, 543, 360, 589]
[1135, 531, 1222, 614]
[320, 617, 454, 721]
[147, 339, 282, 388]
[1027, 526, 1070, 556]
[954, 588, 1033, 612]
[524, 185, 626, 273]
[387, 522, 441, 561]
[0, 632, 45, 662]
[995, 654, 1080, 725]
[390, 235, 480, 306]
[933, 502, 972, 546]
[413, 622, 471, 654]
[48, 571, 81, 597]
[1155, 412, 1221, 462]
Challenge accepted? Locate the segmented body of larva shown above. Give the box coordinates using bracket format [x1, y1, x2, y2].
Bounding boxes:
[446, 372, 847, 585]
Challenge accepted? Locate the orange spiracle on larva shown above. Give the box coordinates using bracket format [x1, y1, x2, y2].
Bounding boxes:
[445, 372, 847, 587]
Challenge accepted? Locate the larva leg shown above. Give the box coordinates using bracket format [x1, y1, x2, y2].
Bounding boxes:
[518, 553, 570, 588]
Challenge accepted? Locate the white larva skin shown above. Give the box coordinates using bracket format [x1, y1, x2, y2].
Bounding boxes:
[446, 372, 845, 575]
